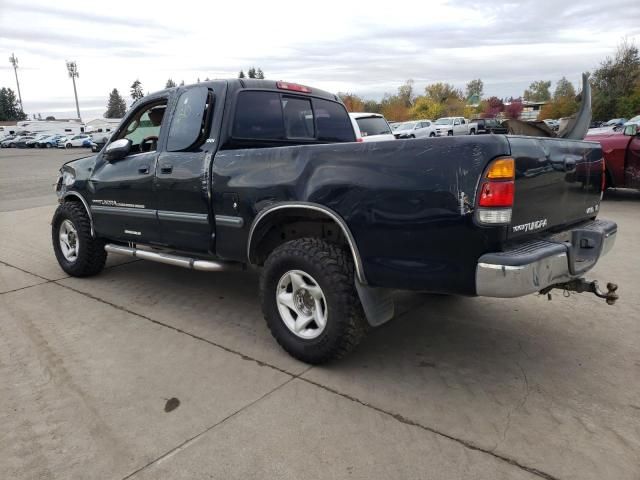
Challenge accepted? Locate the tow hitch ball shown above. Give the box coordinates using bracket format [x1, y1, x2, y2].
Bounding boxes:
[540, 279, 619, 305]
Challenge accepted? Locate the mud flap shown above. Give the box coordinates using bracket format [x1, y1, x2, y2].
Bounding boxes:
[355, 280, 395, 327]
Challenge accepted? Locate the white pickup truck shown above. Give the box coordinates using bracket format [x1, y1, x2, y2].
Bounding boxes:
[434, 117, 478, 136]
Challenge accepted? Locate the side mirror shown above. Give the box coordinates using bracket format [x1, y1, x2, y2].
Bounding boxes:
[104, 138, 131, 161]
[623, 124, 638, 136]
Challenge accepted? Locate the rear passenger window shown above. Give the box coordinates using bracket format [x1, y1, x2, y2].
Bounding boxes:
[233, 91, 285, 139]
[167, 86, 211, 151]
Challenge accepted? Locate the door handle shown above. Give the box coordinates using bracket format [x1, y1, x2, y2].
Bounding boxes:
[160, 164, 173, 174]
[138, 165, 150, 175]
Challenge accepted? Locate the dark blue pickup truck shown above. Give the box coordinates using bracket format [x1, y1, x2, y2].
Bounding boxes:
[53, 79, 617, 363]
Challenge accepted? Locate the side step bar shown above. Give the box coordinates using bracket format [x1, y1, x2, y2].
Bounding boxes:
[105, 244, 243, 272]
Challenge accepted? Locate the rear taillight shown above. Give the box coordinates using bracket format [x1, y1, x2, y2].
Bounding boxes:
[476, 157, 515, 225]
[356, 137, 364, 142]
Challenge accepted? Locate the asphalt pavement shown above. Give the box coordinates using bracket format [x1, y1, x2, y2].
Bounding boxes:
[1, 148, 639, 480]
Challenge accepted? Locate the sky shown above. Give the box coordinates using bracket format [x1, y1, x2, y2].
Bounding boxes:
[1, 0, 639, 121]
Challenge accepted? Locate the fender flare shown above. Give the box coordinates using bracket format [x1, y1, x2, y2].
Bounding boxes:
[246, 202, 367, 284]
[62, 191, 95, 237]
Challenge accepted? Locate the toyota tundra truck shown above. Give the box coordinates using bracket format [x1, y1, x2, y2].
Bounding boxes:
[52, 78, 618, 364]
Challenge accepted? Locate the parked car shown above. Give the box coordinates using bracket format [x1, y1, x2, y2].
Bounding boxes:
[26, 134, 50, 148]
[0, 135, 17, 147]
[543, 119, 560, 131]
[13, 135, 36, 148]
[349, 113, 395, 142]
[51, 78, 617, 364]
[623, 114, 640, 127]
[433, 117, 478, 136]
[36, 134, 63, 148]
[58, 134, 91, 148]
[471, 118, 508, 135]
[393, 120, 436, 139]
[586, 122, 640, 189]
[1, 135, 31, 148]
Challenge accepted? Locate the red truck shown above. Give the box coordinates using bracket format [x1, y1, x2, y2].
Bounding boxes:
[587, 123, 640, 189]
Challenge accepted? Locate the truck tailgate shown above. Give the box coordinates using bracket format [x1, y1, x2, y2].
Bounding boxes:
[507, 136, 603, 240]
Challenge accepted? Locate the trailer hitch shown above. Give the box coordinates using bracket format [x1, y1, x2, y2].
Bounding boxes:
[540, 278, 619, 305]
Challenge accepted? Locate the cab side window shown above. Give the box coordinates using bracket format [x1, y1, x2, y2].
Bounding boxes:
[116, 100, 168, 154]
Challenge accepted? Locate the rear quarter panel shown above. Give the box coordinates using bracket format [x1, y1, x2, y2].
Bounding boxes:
[212, 136, 510, 294]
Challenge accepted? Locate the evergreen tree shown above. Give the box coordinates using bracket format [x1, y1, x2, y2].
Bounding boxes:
[465, 79, 484, 99]
[554, 77, 576, 99]
[247, 67, 256, 79]
[256, 68, 265, 79]
[130, 79, 144, 102]
[104, 88, 127, 118]
[238, 70, 245, 78]
[165, 78, 177, 88]
[0, 87, 27, 121]
[204, 77, 211, 81]
[180, 80, 185, 86]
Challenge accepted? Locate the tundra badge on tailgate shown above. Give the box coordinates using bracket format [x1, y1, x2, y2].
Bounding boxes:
[512, 219, 548, 233]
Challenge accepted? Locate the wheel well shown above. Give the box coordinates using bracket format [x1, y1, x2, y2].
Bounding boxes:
[605, 166, 614, 189]
[250, 211, 347, 266]
[61, 193, 94, 236]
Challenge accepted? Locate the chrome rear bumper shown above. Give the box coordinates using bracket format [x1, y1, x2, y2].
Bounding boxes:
[476, 219, 617, 298]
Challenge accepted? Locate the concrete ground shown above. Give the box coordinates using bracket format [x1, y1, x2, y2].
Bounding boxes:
[1, 148, 639, 480]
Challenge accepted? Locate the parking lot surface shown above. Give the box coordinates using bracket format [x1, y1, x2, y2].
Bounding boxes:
[1, 148, 639, 480]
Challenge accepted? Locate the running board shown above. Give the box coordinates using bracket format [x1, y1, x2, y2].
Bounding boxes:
[104, 244, 243, 272]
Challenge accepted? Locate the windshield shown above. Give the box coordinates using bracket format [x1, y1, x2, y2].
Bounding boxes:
[435, 118, 453, 125]
[356, 116, 391, 136]
[397, 122, 417, 131]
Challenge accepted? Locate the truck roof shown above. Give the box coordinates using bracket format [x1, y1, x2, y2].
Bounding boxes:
[157, 79, 340, 102]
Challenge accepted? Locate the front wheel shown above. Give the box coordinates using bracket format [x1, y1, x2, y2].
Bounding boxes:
[470, 129, 476, 135]
[447, 131, 453, 136]
[260, 238, 368, 364]
[66, 143, 72, 149]
[52, 202, 107, 277]
[429, 132, 436, 137]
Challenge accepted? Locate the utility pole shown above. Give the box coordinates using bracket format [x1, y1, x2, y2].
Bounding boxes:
[66, 60, 81, 121]
[9, 53, 23, 110]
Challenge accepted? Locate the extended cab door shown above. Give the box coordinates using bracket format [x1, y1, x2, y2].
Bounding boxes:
[155, 85, 216, 252]
[89, 96, 170, 244]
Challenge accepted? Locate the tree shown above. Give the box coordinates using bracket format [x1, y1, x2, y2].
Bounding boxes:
[247, 67, 257, 79]
[424, 83, 463, 103]
[592, 39, 640, 120]
[397, 79, 415, 107]
[411, 97, 443, 120]
[130, 79, 144, 102]
[554, 77, 576, 100]
[256, 68, 265, 79]
[238, 70, 245, 78]
[466, 79, 484, 99]
[165, 78, 177, 88]
[0, 87, 27, 121]
[338, 93, 365, 112]
[380, 93, 412, 121]
[104, 88, 127, 118]
[523, 80, 551, 102]
[45, 115, 56, 121]
[179, 80, 185, 86]
[363, 100, 382, 113]
[482, 96, 504, 117]
[504, 100, 524, 119]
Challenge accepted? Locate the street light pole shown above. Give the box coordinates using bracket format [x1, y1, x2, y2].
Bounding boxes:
[8, 53, 23, 110]
[66, 60, 81, 121]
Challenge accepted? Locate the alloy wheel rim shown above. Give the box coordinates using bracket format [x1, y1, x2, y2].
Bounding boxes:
[59, 219, 79, 262]
[276, 269, 328, 340]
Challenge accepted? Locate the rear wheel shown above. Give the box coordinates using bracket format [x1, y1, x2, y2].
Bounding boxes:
[447, 131, 453, 136]
[66, 143, 72, 148]
[52, 202, 107, 277]
[429, 132, 436, 137]
[260, 238, 368, 364]
[470, 129, 476, 135]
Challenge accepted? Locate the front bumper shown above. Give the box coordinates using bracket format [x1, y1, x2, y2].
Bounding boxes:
[476, 219, 617, 298]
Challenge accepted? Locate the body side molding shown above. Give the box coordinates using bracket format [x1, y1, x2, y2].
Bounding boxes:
[247, 202, 367, 284]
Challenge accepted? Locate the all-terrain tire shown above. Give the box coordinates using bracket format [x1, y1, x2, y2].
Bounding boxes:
[260, 238, 368, 364]
[52, 201, 107, 277]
